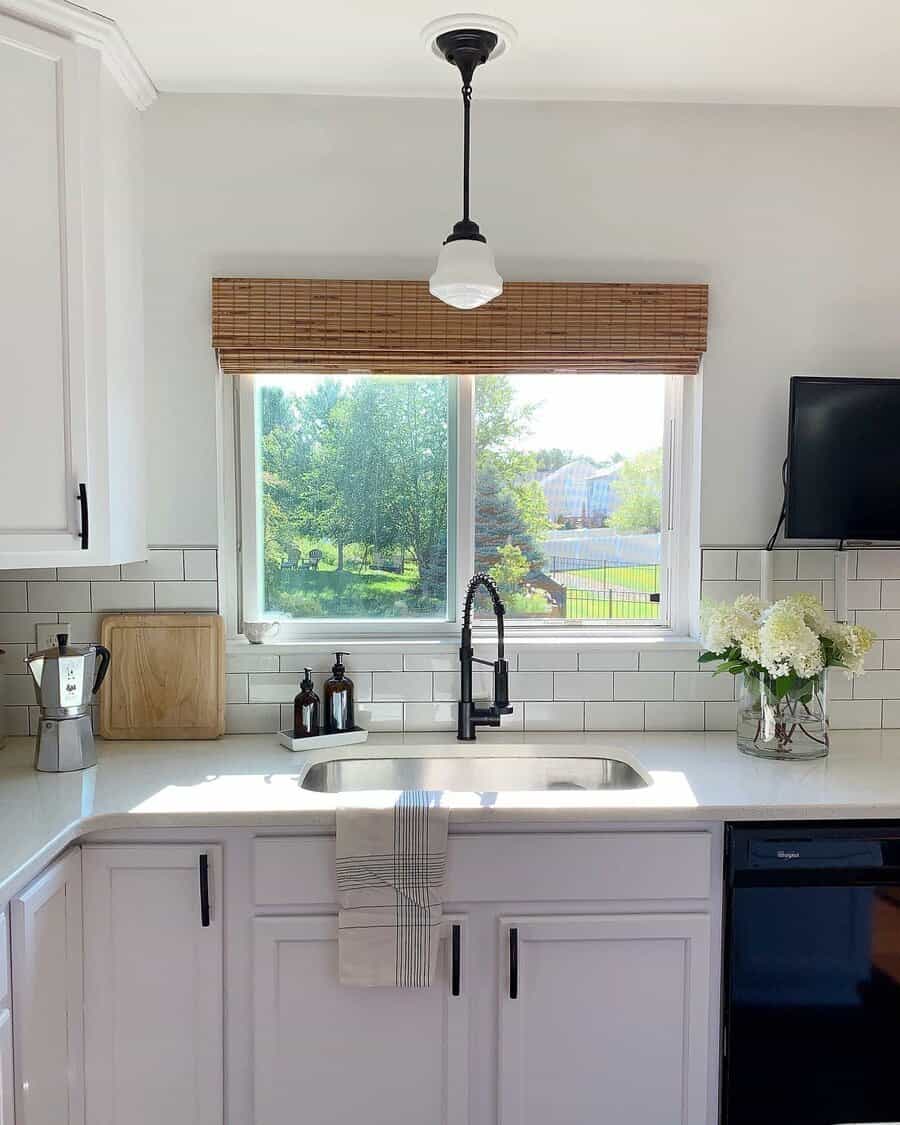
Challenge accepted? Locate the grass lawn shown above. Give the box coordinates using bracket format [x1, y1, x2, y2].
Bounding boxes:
[554, 563, 660, 593]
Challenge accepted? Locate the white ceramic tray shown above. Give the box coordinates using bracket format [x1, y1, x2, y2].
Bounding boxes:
[278, 726, 368, 752]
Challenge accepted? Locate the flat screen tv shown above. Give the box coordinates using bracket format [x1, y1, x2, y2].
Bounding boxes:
[786, 376, 900, 540]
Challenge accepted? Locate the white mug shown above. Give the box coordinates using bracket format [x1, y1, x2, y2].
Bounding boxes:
[244, 621, 280, 645]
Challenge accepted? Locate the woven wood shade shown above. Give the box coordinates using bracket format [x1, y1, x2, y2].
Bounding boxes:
[212, 278, 708, 376]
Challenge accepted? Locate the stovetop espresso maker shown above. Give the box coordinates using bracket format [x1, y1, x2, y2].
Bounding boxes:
[26, 633, 110, 772]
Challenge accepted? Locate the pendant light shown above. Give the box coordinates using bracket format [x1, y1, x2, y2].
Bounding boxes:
[423, 16, 516, 310]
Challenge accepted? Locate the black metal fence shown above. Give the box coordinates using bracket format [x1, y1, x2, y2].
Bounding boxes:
[545, 556, 661, 620]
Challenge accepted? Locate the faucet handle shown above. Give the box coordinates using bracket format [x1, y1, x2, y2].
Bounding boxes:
[493, 658, 513, 713]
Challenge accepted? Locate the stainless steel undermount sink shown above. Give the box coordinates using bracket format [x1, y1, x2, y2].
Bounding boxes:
[300, 755, 649, 793]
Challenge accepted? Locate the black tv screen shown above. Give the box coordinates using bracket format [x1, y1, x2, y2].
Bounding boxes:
[786, 376, 900, 540]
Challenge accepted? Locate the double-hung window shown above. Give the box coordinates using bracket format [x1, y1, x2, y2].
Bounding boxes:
[236, 370, 687, 635]
[217, 277, 707, 639]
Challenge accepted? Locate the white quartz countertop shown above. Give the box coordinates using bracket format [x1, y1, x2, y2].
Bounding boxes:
[4, 729, 900, 901]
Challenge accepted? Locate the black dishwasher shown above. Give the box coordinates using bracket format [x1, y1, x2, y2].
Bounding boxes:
[723, 823, 900, 1125]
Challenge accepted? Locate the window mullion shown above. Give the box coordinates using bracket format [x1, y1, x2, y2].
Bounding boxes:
[455, 373, 476, 622]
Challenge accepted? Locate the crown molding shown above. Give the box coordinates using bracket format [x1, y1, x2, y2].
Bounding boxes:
[0, 0, 156, 109]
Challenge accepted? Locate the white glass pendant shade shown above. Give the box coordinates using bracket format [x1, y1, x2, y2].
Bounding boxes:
[429, 237, 502, 310]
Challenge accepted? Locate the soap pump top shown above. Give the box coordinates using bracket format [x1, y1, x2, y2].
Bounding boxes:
[324, 651, 354, 733]
[293, 667, 320, 739]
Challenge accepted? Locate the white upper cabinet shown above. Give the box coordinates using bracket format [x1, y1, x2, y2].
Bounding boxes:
[0, 11, 146, 569]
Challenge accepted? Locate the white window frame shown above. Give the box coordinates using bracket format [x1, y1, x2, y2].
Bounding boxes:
[227, 371, 696, 641]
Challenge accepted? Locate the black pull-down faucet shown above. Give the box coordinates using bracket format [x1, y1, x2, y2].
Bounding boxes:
[457, 572, 514, 740]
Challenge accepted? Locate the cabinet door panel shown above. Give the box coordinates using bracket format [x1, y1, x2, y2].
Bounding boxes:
[499, 914, 711, 1125]
[11, 848, 84, 1125]
[0, 15, 89, 555]
[83, 845, 223, 1125]
[0, 1009, 13, 1125]
[253, 915, 469, 1125]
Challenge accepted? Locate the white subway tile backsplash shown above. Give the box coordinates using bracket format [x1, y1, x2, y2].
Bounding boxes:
[701, 550, 737, 580]
[3, 707, 28, 736]
[736, 549, 797, 581]
[772, 580, 823, 601]
[797, 550, 837, 580]
[884, 641, 900, 669]
[404, 702, 455, 732]
[225, 704, 280, 734]
[639, 648, 700, 671]
[403, 651, 458, 672]
[356, 702, 403, 732]
[704, 702, 739, 731]
[183, 550, 217, 581]
[553, 671, 613, 701]
[227, 652, 280, 674]
[122, 550, 184, 581]
[858, 550, 900, 580]
[507, 671, 552, 702]
[0, 568, 56, 581]
[67, 613, 108, 644]
[281, 651, 403, 674]
[0, 644, 28, 674]
[226, 674, 249, 704]
[852, 670, 900, 700]
[644, 702, 704, 730]
[517, 648, 578, 672]
[856, 610, 900, 639]
[59, 564, 121, 581]
[373, 671, 432, 702]
[882, 700, 900, 728]
[27, 581, 90, 612]
[577, 649, 639, 671]
[829, 700, 883, 730]
[523, 701, 584, 731]
[434, 670, 493, 702]
[0, 584, 27, 612]
[701, 580, 760, 603]
[880, 581, 900, 609]
[613, 671, 674, 701]
[674, 671, 735, 702]
[90, 582, 154, 611]
[0, 614, 56, 643]
[4, 677, 35, 706]
[153, 581, 218, 611]
[865, 641, 884, 671]
[825, 668, 853, 701]
[585, 702, 644, 730]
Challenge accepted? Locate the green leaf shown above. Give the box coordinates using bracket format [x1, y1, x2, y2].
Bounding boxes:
[698, 650, 721, 663]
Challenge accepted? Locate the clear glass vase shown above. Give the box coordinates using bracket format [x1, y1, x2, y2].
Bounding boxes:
[736, 671, 829, 760]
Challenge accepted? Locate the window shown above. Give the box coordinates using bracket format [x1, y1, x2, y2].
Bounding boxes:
[237, 371, 685, 635]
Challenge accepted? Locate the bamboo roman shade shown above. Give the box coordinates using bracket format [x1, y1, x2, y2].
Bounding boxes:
[211, 278, 708, 376]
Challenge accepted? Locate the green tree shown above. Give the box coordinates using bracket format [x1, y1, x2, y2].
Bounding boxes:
[607, 448, 663, 533]
[490, 543, 530, 597]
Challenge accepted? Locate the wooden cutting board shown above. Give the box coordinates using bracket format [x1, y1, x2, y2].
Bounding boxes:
[99, 614, 225, 740]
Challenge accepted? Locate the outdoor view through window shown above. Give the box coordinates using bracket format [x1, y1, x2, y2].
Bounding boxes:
[252, 372, 666, 624]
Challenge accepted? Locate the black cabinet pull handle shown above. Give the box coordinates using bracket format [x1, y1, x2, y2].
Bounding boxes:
[451, 923, 461, 996]
[509, 927, 518, 999]
[76, 483, 89, 550]
[199, 853, 210, 927]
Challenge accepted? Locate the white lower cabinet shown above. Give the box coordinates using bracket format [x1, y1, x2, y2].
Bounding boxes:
[252, 914, 470, 1125]
[0, 1008, 13, 1125]
[82, 846, 223, 1125]
[11, 848, 84, 1125]
[497, 913, 712, 1125]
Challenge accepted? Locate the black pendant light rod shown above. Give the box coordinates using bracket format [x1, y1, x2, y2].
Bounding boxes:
[435, 28, 498, 243]
[462, 80, 472, 224]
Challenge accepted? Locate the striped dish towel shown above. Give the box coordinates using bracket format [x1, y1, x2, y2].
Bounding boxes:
[336, 790, 449, 987]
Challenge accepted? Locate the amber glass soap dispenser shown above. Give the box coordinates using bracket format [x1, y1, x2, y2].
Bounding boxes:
[324, 652, 354, 732]
[293, 668, 320, 738]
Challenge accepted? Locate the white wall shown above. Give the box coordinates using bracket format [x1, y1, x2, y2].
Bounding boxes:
[143, 94, 900, 546]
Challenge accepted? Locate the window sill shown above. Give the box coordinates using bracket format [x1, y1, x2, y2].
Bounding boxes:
[227, 632, 700, 655]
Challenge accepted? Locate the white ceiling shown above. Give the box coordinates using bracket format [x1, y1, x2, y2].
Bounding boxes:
[92, 0, 900, 106]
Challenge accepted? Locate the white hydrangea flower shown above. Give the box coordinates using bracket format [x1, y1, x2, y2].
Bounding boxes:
[825, 622, 877, 676]
[758, 599, 824, 680]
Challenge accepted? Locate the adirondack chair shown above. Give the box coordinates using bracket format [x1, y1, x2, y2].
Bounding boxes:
[280, 547, 301, 570]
